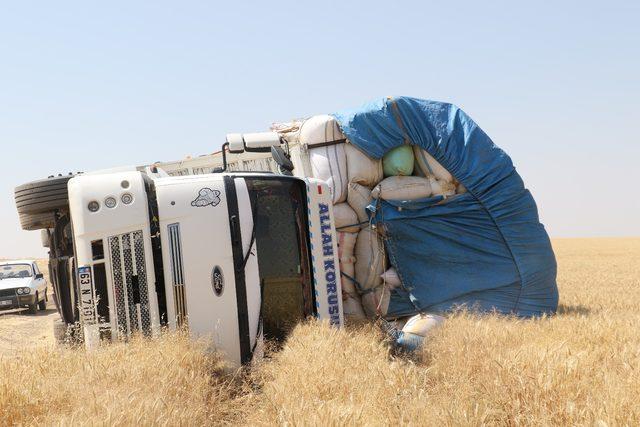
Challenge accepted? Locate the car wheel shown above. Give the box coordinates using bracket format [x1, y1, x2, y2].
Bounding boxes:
[38, 292, 47, 310]
[27, 293, 38, 314]
[14, 174, 78, 230]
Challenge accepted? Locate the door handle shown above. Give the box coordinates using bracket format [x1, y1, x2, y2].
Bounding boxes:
[230, 215, 240, 246]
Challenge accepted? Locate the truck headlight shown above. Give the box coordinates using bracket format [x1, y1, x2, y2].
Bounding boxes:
[121, 193, 133, 205]
[21, 287, 31, 294]
[88, 201, 100, 212]
[17, 288, 23, 295]
[104, 196, 117, 208]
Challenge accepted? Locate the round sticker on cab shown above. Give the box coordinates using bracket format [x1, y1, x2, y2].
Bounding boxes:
[212, 266, 224, 296]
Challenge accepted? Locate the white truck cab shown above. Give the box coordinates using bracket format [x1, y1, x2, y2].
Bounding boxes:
[14, 128, 349, 366]
[68, 169, 343, 366]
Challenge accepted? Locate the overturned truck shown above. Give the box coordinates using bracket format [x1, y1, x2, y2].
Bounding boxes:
[14, 97, 558, 362]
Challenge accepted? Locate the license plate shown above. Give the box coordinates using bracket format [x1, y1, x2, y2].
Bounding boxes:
[0, 300, 12, 306]
[78, 266, 96, 323]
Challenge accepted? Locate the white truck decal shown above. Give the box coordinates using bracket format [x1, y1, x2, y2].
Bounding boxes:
[305, 181, 344, 327]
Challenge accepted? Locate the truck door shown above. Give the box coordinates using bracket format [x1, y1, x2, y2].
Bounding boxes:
[158, 173, 326, 366]
[156, 174, 261, 366]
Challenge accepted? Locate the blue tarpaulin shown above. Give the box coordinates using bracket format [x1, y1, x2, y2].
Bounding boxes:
[333, 97, 558, 318]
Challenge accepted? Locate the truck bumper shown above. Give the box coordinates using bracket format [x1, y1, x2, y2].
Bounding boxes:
[0, 295, 36, 310]
[18, 294, 37, 305]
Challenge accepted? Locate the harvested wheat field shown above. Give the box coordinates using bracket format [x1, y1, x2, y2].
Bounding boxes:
[1, 238, 638, 426]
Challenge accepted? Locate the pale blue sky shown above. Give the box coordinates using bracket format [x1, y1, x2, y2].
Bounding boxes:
[1, 1, 638, 258]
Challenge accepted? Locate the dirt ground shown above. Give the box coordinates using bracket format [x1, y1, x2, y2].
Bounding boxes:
[0, 301, 58, 356]
[0, 259, 58, 357]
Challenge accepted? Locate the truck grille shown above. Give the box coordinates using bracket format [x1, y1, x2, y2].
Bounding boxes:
[108, 230, 152, 338]
[168, 223, 188, 327]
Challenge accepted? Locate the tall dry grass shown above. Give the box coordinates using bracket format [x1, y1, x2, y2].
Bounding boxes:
[0, 333, 246, 425]
[1, 238, 638, 425]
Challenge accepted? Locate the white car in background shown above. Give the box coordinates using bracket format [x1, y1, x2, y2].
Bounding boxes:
[0, 260, 48, 314]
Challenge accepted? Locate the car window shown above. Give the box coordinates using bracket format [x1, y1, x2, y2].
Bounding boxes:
[33, 263, 40, 275]
[0, 264, 33, 279]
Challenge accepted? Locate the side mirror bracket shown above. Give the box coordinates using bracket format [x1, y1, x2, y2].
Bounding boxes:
[271, 146, 294, 176]
[213, 142, 230, 173]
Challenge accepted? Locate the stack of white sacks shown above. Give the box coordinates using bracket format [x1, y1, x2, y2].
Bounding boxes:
[297, 115, 466, 329]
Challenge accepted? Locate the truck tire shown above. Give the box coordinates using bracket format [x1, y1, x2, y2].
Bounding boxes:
[14, 174, 75, 219]
[18, 211, 57, 231]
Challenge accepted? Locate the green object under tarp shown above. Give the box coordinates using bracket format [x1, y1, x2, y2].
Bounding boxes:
[383, 145, 414, 176]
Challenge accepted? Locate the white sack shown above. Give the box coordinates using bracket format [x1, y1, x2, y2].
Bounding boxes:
[339, 258, 357, 293]
[337, 231, 358, 292]
[337, 232, 366, 320]
[354, 227, 386, 317]
[371, 176, 433, 201]
[341, 259, 366, 320]
[299, 115, 345, 146]
[345, 143, 383, 188]
[334, 203, 359, 233]
[301, 115, 348, 204]
[402, 313, 445, 337]
[361, 287, 391, 319]
[385, 317, 408, 331]
[337, 231, 357, 263]
[354, 227, 385, 291]
[413, 146, 454, 183]
[347, 182, 373, 224]
[309, 145, 347, 204]
[362, 267, 405, 318]
[343, 295, 366, 321]
[429, 177, 456, 197]
[380, 267, 402, 288]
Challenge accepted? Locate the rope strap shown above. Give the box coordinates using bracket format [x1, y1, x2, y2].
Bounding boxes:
[304, 138, 347, 149]
[340, 271, 383, 296]
[335, 220, 369, 231]
[388, 97, 411, 145]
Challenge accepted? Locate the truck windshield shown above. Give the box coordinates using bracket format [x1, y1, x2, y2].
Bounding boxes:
[245, 177, 314, 341]
[0, 264, 32, 279]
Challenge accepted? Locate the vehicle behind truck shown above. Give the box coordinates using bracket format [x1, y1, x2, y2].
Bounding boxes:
[14, 134, 344, 366]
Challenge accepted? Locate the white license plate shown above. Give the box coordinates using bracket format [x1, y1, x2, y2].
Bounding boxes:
[0, 300, 12, 306]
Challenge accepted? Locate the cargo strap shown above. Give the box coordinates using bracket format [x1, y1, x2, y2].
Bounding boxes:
[340, 271, 377, 296]
[304, 138, 347, 149]
[388, 97, 411, 146]
[335, 220, 369, 231]
[414, 147, 436, 176]
[388, 96, 437, 176]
